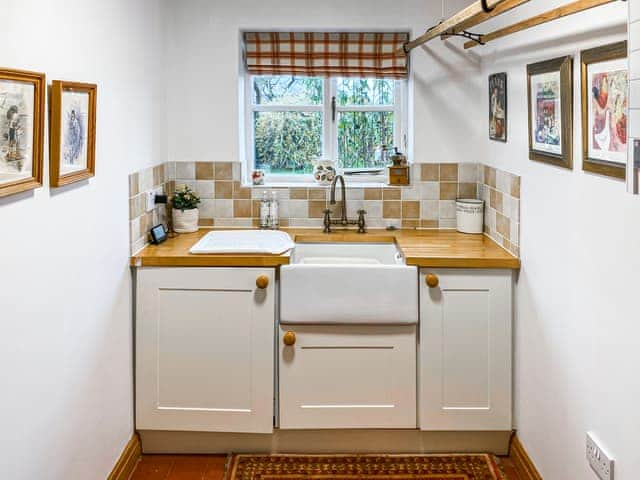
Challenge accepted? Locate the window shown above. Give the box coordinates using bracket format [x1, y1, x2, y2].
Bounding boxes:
[245, 75, 407, 182]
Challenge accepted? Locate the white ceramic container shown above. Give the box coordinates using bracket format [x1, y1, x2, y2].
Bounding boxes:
[456, 199, 484, 234]
[172, 208, 199, 233]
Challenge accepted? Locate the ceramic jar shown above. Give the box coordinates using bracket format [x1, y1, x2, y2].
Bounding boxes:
[312, 160, 336, 185]
[172, 208, 199, 233]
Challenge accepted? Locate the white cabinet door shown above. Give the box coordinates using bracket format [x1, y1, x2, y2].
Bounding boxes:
[419, 269, 512, 431]
[136, 267, 275, 433]
[279, 325, 416, 429]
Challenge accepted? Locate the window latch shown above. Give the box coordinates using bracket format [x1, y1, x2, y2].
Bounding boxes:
[331, 96, 336, 122]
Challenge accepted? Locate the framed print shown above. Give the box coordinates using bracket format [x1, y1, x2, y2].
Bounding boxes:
[0, 68, 45, 197]
[49, 80, 97, 187]
[527, 56, 573, 169]
[581, 41, 628, 180]
[489, 72, 507, 142]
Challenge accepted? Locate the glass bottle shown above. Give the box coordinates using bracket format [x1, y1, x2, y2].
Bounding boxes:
[259, 191, 270, 229]
[269, 191, 279, 229]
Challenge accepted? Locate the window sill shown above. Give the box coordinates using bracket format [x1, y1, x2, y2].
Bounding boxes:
[246, 181, 390, 189]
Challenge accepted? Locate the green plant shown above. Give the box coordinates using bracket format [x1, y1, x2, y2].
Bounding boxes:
[171, 185, 201, 211]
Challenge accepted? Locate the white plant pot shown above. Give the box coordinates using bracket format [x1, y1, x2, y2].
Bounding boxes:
[172, 208, 199, 233]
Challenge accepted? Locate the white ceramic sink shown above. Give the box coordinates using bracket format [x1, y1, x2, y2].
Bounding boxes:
[280, 243, 418, 325]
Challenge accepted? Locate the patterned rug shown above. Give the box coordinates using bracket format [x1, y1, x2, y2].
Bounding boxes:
[227, 454, 505, 480]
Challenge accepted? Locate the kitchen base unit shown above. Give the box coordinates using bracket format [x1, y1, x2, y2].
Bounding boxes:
[419, 269, 512, 431]
[135, 267, 276, 434]
[278, 325, 417, 429]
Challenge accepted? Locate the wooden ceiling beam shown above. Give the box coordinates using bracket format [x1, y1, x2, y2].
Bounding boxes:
[399, 0, 510, 54]
[464, 0, 618, 49]
[441, 0, 531, 40]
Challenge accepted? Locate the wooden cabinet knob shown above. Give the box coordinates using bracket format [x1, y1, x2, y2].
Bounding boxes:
[426, 273, 439, 288]
[283, 331, 296, 346]
[256, 275, 269, 289]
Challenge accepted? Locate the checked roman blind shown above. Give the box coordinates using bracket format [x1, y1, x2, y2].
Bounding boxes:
[243, 32, 410, 79]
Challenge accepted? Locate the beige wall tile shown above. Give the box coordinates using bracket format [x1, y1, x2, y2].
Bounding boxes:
[233, 199, 252, 217]
[232, 181, 251, 199]
[129, 172, 139, 197]
[420, 200, 439, 220]
[199, 199, 215, 218]
[196, 180, 214, 199]
[439, 200, 456, 219]
[458, 163, 478, 183]
[199, 218, 214, 226]
[458, 182, 477, 199]
[402, 201, 420, 219]
[383, 188, 401, 200]
[364, 188, 382, 200]
[215, 181, 233, 199]
[421, 164, 439, 181]
[214, 199, 233, 218]
[421, 220, 439, 228]
[363, 200, 382, 218]
[439, 163, 458, 181]
[440, 182, 457, 200]
[153, 164, 165, 185]
[383, 201, 401, 218]
[511, 175, 521, 198]
[484, 165, 496, 188]
[214, 162, 233, 180]
[402, 219, 420, 229]
[195, 162, 214, 180]
[490, 188, 503, 213]
[289, 188, 308, 200]
[496, 212, 510, 240]
[176, 161, 195, 180]
[309, 188, 327, 200]
[308, 200, 327, 218]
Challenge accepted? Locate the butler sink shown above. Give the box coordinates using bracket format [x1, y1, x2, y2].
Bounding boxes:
[280, 243, 418, 325]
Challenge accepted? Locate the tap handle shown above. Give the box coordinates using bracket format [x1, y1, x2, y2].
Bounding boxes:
[357, 209, 367, 234]
[323, 209, 332, 233]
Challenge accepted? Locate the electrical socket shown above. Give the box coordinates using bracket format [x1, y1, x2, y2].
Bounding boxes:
[586, 432, 614, 480]
[145, 191, 155, 213]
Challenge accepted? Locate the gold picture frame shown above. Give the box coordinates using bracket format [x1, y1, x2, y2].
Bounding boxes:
[0, 68, 45, 197]
[49, 80, 97, 187]
[527, 56, 573, 169]
[581, 41, 628, 180]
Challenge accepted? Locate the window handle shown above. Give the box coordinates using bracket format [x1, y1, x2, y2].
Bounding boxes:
[331, 96, 336, 122]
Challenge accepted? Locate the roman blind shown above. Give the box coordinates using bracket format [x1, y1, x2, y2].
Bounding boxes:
[243, 32, 410, 79]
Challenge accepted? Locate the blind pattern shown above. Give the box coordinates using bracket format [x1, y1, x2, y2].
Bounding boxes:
[243, 32, 410, 79]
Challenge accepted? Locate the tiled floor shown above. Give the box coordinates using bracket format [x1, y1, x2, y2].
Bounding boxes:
[130, 454, 522, 480]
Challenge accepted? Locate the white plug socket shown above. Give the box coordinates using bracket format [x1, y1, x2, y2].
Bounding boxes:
[586, 432, 614, 480]
[145, 191, 155, 213]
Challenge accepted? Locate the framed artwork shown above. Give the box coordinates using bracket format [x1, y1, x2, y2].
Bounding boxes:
[527, 56, 573, 169]
[489, 72, 507, 142]
[0, 68, 45, 197]
[49, 80, 97, 187]
[581, 41, 628, 180]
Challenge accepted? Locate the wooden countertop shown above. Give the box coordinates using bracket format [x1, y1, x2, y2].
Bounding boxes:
[131, 229, 520, 269]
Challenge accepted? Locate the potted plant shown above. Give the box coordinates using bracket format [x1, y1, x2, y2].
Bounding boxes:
[171, 185, 201, 233]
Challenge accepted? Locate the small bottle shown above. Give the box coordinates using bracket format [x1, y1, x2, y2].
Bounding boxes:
[259, 191, 270, 229]
[269, 191, 279, 229]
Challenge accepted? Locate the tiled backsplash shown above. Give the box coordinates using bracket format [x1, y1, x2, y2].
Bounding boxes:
[478, 164, 520, 257]
[128, 163, 174, 254]
[128, 160, 521, 258]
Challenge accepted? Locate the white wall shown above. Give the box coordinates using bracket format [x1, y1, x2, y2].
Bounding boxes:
[163, 0, 482, 166]
[0, 1, 165, 479]
[479, 2, 640, 479]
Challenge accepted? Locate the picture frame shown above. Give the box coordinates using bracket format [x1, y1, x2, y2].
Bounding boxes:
[49, 80, 97, 187]
[581, 41, 628, 180]
[489, 72, 507, 142]
[527, 56, 573, 169]
[0, 68, 45, 198]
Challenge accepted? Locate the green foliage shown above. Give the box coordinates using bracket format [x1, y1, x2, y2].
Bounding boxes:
[171, 185, 201, 211]
[253, 76, 396, 174]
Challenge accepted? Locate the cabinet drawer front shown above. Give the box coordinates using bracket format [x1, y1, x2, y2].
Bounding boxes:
[136, 268, 275, 433]
[279, 325, 416, 429]
[419, 269, 512, 431]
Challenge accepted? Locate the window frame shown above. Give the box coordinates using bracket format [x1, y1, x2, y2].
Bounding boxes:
[243, 75, 407, 186]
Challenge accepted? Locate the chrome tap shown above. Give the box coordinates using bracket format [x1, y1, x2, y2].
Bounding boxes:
[330, 174, 348, 225]
[323, 174, 366, 234]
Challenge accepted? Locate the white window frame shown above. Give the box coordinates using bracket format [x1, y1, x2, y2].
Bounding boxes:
[243, 75, 407, 186]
